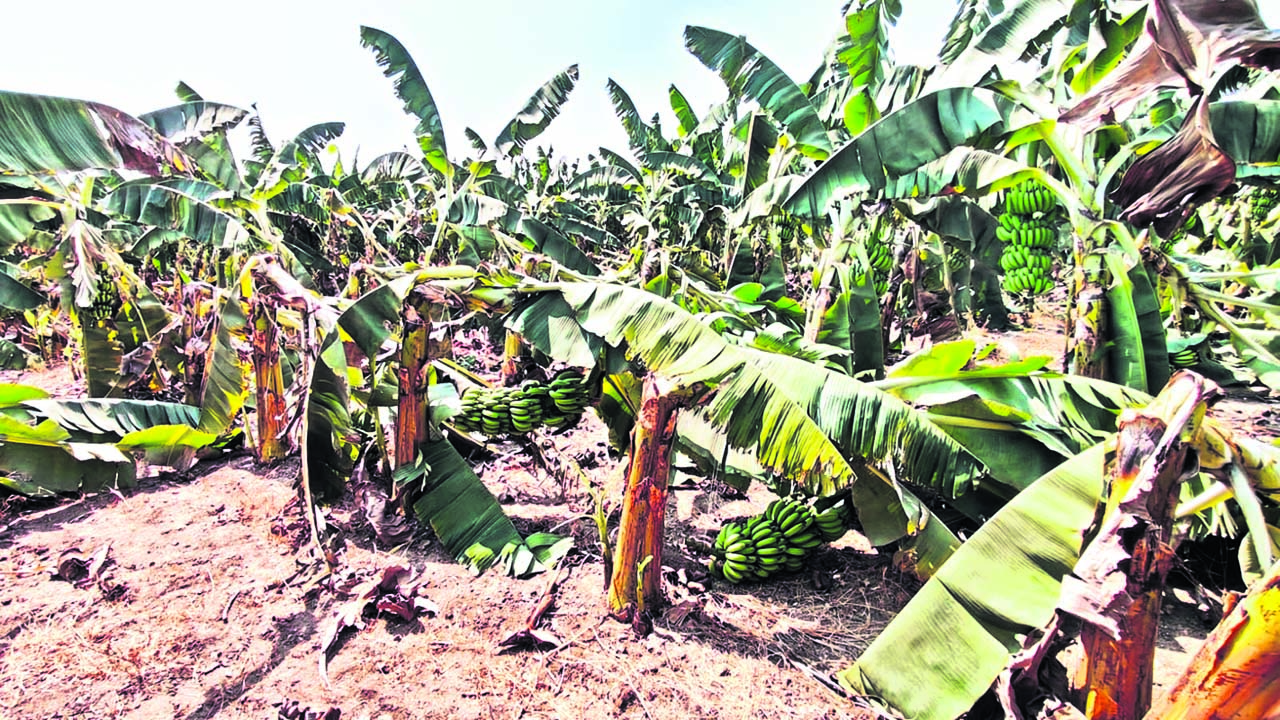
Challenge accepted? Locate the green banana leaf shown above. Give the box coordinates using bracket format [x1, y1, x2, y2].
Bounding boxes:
[839, 442, 1109, 720]
[24, 398, 200, 438]
[641, 151, 719, 184]
[516, 282, 978, 557]
[360, 26, 450, 173]
[495, 65, 579, 157]
[0, 90, 188, 175]
[782, 89, 1021, 216]
[739, 112, 779, 197]
[684, 26, 832, 159]
[197, 286, 251, 433]
[669, 84, 700, 137]
[0, 394, 212, 496]
[0, 268, 46, 311]
[1211, 100, 1280, 178]
[605, 79, 669, 155]
[104, 180, 251, 249]
[930, 0, 1072, 88]
[140, 102, 249, 145]
[362, 151, 426, 184]
[817, 272, 885, 379]
[873, 340, 1147, 502]
[399, 435, 529, 575]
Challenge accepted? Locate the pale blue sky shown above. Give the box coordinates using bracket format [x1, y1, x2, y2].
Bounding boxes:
[1, 1, 1276, 166]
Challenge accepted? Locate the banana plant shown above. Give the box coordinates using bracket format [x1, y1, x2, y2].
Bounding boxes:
[841, 369, 1280, 720]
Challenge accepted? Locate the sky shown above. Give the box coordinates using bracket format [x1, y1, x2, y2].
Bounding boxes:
[1, 1, 1277, 167]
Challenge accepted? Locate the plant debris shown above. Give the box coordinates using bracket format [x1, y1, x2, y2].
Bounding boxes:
[319, 564, 438, 682]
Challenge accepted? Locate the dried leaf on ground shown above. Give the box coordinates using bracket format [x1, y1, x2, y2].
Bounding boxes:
[319, 564, 437, 681]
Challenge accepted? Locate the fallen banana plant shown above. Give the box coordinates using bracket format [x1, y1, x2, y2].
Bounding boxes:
[837, 370, 1280, 720]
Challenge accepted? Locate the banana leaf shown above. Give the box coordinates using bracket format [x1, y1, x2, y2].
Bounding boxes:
[684, 26, 832, 159]
[0, 395, 211, 496]
[104, 180, 251, 250]
[669, 84, 700, 137]
[782, 89, 1021, 216]
[515, 282, 976, 558]
[929, 0, 1072, 89]
[360, 26, 450, 173]
[495, 65, 579, 157]
[0, 90, 189, 175]
[605, 80, 669, 156]
[140, 102, 248, 145]
[839, 442, 1110, 720]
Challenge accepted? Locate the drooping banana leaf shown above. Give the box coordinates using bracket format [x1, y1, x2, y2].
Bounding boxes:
[782, 89, 1021, 216]
[684, 26, 833, 160]
[0, 414, 135, 496]
[516, 282, 977, 557]
[24, 398, 200, 439]
[0, 90, 189, 175]
[495, 65, 579, 157]
[400, 435, 528, 575]
[104, 180, 252, 249]
[739, 112, 779, 197]
[140, 102, 249, 145]
[360, 26, 450, 173]
[197, 285, 251, 433]
[839, 442, 1110, 720]
[873, 340, 1148, 501]
[817, 271, 885, 379]
[0, 395, 214, 496]
[0, 269, 46, 311]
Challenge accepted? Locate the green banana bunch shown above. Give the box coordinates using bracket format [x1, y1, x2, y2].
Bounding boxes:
[709, 497, 830, 584]
[454, 368, 591, 437]
[813, 503, 850, 543]
[867, 239, 893, 274]
[90, 263, 119, 323]
[996, 181, 1060, 297]
[548, 368, 590, 416]
[1170, 347, 1199, 369]
[1251, 187, 1278, 223]
[1003, 181, 1056, 216]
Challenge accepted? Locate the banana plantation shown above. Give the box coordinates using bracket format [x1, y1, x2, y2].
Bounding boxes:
[3, 0, 1280, 717]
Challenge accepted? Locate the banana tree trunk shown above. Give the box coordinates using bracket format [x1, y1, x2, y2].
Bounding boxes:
[1067, 235, 1108, 379]
[1145, 559, 1280, 719]
[1067, 373, 1210, 720]
[608, 374, 692, 627]
[250, 298, 288, 463]
[395, 289, 435, 468]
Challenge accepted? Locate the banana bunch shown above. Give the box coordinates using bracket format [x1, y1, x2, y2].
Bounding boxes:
[453, 368, 590, 437]
[997, 182, 1058, 296]
[90, 263, 120, 323]
[813, 502, 851, 543]
[1170, 347, 1199, 368]
[708, 498, 826, 584]
[1251, 187, 1278, 223]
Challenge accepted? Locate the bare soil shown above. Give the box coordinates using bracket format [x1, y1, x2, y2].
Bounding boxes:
[1, 311, 1273, 720]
